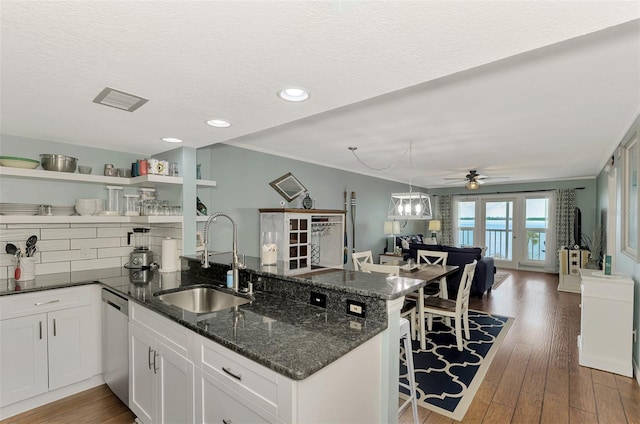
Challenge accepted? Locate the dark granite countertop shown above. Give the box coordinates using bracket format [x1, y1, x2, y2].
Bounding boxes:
[0, 266, 389, 380]
[189, 253, 435, 300]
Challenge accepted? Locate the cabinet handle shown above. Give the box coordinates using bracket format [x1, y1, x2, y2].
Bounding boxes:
[148, 346, 153, 370]
[223, 419, 232, 424]
[39, 321, 42, 340]
[53, 318, 57, 336]
[153, 351, 159, 374]
[222, 367, 242, 381]
[34, 299, 59, 306]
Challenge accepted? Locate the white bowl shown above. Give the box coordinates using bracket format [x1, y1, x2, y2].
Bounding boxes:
[75, 202, 96, 216]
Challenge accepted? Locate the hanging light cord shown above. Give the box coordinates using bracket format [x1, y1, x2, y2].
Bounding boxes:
[408, 140, 413, 193]
[348, 143, 410, 171]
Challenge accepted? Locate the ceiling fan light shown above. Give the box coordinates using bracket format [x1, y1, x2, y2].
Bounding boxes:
[466, 180, 480, 190]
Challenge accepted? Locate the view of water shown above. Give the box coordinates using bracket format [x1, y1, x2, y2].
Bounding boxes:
[458, 218, 547, 261]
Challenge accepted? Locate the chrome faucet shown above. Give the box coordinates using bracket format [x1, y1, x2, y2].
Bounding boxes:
[201, 212, 244, 291]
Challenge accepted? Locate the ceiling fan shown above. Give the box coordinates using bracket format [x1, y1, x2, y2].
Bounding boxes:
[444, 170, 507, 190]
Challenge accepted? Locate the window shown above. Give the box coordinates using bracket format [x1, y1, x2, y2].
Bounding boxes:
[622, 131, 639, 259]
[457, 201, 475, 246]
[525, 197, 548, 262]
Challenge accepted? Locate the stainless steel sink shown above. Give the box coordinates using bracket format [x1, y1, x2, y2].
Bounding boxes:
[155, 286, 250, 313]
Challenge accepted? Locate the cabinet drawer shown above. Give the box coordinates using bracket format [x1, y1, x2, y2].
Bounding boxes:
[0, 285, 96, 320]
[201, 368, 276, 424]
[200, 337, 279, 415]
[129, 302, 195, 360]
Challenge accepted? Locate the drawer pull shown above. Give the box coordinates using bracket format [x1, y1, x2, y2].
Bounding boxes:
[53, 318, 57, 336]
[222, 367, 242, 381]
[148, 346, 153, 370]
[34, 299, 60, 306]
[223, 419, 232, 424]
[39, 321, 43, 340]
[153, 351, 159, 374]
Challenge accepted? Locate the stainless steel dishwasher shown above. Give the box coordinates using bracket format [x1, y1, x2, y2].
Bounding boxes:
[102, 287, 129, 406]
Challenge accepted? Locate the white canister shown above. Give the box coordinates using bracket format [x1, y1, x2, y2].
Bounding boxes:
[261, 231, 278, 266]
[17, 257, 37, 281]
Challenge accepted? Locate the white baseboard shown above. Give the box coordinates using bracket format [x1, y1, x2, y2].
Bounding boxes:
[0, 375, 104, 420]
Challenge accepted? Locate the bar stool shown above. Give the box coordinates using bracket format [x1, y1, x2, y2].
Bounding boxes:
[399, 317, 419, 424]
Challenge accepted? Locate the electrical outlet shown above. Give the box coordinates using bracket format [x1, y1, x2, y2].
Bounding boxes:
[310, 291, 327, 308]
[346, 299, 366, 319]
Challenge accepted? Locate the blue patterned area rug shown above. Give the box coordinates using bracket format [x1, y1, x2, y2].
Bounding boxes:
[400, 311, 513, 421]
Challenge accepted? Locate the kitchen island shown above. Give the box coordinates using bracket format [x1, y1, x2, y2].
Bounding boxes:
[1, 254, 432, 423]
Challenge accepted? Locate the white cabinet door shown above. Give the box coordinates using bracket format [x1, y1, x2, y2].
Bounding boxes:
[0, 314, 48, 406]
[200, 370, 275, 424]
[129, 323, 156, 424]
[129, 321, 195, 424]
[47, 305, 93, 390]
[156, 341, 195, 424]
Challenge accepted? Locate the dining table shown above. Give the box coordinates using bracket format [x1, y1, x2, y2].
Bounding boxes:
[399, 263, 459, 349]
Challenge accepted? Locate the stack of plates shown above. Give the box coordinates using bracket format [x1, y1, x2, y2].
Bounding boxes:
[0, 156, 39, 169]
[0, 203, 39, 215]
[51, 206, 76, 216]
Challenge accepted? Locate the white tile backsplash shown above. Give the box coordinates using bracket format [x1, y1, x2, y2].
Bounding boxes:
[42, 227, 96, 240]
[41, 248, 96, 262]
[37, 239, 71, 252]
[71, 257, 121, 272]
[98, 246, 135, 258]
[36, 261, 71, 275]
[0, 222, 183, 277]
[70, 223, 122, 228]
[0, 228, 41, 243]
[97, 227, 132, 238]
[71, 237, 120, 249]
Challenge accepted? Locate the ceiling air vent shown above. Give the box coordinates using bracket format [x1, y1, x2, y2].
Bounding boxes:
[92, 87, 148, 112]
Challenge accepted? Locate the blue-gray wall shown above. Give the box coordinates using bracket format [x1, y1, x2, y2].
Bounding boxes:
[595, 114, 640, 379]
[196, 143, 429, 260]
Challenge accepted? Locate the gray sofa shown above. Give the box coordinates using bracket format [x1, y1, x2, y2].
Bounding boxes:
[408, 243, 495, 297]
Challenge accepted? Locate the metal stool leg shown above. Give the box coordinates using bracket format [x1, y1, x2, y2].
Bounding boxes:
[399, 318, 419, 424]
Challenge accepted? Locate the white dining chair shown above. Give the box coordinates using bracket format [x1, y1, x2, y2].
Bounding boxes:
[423, 260, 477, 351]
[417, 250, 449, 299]
[359, 261, 419, 423]
[352, 251, 373, 271]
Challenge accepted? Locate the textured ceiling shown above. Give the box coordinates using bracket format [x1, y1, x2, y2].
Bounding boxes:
[1, 1, 639, 188]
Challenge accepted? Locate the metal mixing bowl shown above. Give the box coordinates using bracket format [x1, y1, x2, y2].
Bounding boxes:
[40, 154, 78, 172]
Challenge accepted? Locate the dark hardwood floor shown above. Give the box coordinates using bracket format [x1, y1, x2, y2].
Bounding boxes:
[400, 269, 640, 424]
[2, 270, 638, 423]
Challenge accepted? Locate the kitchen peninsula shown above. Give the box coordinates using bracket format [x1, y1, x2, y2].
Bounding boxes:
[0, 253, 432, 423]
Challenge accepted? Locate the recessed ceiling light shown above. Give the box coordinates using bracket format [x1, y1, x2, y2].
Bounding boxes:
[206, 119, 231, 128]
[161, 137, 183, 143]
[278, 87, 309, 102]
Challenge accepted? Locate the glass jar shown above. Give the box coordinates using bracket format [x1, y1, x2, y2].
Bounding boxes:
[105, 186, 123, 215]
[124, 194, 140, 216]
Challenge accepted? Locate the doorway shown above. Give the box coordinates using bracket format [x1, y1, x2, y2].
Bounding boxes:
[454, 193, 551, 270]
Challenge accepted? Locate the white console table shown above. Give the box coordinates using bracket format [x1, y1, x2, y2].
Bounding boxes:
[578, 269, 634, 377]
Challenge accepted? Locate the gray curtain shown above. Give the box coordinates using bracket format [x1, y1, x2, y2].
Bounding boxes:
[439, 195, 453, 246]
[554, 188, 576, 272]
